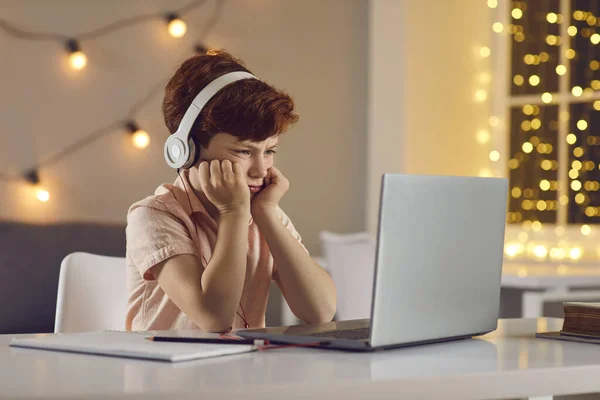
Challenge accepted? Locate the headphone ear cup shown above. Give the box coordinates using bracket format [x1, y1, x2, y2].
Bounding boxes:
[188, 138, 199, 168]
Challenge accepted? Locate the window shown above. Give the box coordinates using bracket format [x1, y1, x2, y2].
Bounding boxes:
[499, 0, 600, 229]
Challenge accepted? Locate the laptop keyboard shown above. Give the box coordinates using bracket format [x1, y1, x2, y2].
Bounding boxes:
[298, 327, 370, 340]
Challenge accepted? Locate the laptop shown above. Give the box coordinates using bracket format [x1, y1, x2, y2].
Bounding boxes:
[238, 173, 509, 351]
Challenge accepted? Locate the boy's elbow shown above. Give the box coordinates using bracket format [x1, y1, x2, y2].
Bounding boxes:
[191, 299, 237, 333]
[194, 314, 235, 333]
[303, 300, 337, 325]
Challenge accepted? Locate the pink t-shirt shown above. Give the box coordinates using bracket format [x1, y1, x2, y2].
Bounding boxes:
[125, 169, 306, 331]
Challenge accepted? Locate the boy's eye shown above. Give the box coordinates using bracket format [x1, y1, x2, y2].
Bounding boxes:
[266, 149, 277, 155]
[235, 150, 251, 155]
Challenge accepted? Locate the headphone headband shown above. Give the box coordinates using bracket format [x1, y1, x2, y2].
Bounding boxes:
[164, 71, 258, 169]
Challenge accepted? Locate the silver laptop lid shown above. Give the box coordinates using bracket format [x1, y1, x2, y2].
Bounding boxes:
[369, 174, 508, 348]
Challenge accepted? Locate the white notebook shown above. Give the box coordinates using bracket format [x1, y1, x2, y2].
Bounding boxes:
[10, 330, 257, 363]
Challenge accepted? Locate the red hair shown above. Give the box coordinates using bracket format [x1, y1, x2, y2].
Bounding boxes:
[162, 50, 299, 149]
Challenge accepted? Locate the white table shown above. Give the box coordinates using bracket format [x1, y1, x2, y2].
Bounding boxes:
[502, 263, 600, 318]
[2, 318, 600, 399]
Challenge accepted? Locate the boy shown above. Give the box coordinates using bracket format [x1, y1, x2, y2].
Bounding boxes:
[125, 50, 336, 332]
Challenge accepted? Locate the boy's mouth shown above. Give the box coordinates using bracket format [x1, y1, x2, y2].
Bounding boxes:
[248, 185, 262, 193]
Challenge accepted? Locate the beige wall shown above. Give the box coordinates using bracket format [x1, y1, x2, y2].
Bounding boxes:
[0, 0, 368, 255]
[367, 0, 492, 233]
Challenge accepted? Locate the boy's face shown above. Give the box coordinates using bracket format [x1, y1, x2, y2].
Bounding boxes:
[198, 133, 279, 196]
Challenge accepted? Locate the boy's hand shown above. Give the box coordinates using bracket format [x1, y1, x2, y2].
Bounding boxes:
[252, 167, 289, 213]
[199, 160, 250, 215]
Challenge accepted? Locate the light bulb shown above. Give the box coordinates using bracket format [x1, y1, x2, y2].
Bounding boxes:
[478, 168, 492, 177]
[126, 121, 150, 149]
[541, 93, 553, 103]
[489, 150, 500, 162]
[65, 39, 86, 70]
[69, 51, 87, 70]
[36, 188, 50, 202]
[512, 9, 523, 19]
[533, 245, 548, 259]
[167, 15, 187, 38]
[569, 247, 582, 260]
[582, 224, 592, 236]
[475, 89, 488, 102]
[476, 130, 490, 144]
[132, 130, 150, 149]
[479, 47, 491, 57]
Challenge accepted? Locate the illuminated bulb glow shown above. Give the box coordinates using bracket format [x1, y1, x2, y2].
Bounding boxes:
[36, 188, 50, 202]
[476, 130, 490, 144]
[168, 19, 187, 38]
[542, 92, 553, 103]
[69, 51, 87, 70]
[569, 247, 582, 260]
[132, 130, 150, 149]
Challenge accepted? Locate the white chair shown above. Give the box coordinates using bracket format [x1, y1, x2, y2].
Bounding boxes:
[319, 231, 376, 321]
[54, 252, 127, 333]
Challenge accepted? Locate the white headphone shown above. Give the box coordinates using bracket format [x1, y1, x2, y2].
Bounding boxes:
[164, 71, 258, 169]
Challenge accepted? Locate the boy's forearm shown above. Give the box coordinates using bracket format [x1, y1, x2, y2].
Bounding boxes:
[200, 211, 249, 327]
[253, 207, 336, 324]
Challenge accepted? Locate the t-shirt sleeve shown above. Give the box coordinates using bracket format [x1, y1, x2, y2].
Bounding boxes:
[126, 204, 198, 281]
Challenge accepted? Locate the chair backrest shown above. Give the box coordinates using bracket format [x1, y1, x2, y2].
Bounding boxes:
[319, 231, 376, 321]
[54, 252, 127, 333]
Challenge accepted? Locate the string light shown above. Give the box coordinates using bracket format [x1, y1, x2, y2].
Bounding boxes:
[592, 34, 600, 45]
[567, 26, 578, 36]
[475, 89, 488, 102]
[65, 39, 87, 70]
[126, 121, 151, 149]
[489, 150, 500, 162]
[0, 0, 223, 189]
[479, 46, 491, 57]
[476, 130, 490, 144]
[512, 9, 523, 19]
[487, 0, 498, 9]
[24, 170, 49, 203]
[546, 13, 558, 23]
[541, 92, 552, 103]
[572, 86, 583, 96]
[478, 168, 492, 177]
[492, 23, 504, 33]
[556, 65, 567, 75]
[522, 142, 533, 153]
[166, 13, 187, 38]
[529, 75, 540, 86]
[513, 75, 524, 85]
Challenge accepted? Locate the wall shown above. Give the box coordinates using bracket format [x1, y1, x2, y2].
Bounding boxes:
[0, 0, 369, 255]
[367, 0, 493, 233]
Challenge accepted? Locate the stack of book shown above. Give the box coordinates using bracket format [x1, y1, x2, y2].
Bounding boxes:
[536, 302, 600, 344]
